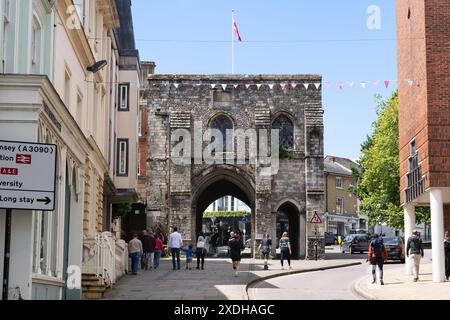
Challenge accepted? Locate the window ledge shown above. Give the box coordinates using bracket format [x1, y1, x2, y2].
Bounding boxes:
[32, 274, 65, 286]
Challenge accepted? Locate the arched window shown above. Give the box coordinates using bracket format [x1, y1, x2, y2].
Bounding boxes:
[210, 115, 233, 152]
[272, 115, 294, 149]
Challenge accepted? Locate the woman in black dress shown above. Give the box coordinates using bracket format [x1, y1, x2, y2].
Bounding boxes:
[229, 231, 244, 277]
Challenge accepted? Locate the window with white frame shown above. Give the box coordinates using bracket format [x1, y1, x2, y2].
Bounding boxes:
[336, 197, 344, 215]
[138, 107, 142, 136]
[64, 67, 71, 108]
[336, 176, 344, 189]
[76, 91, 83, 128]
[119, 83, 130, 111]
[117, 139, 129, 176]
[31, 15, 42, 73]
[2, 0, 11, 72]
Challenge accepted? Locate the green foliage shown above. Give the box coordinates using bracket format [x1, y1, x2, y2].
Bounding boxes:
[279, 146, 293, 159]
[351, 91, 430, 230]
[112, 203, 132, 220]
[203, 211, 249, 218]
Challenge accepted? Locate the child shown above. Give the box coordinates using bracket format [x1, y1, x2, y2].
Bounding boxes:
[182, 245, 194, 270]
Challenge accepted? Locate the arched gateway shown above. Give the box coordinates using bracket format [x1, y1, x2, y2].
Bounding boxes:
[145, 75, 326, 259]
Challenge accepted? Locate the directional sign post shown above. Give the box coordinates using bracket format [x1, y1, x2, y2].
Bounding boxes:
[0, 140, 57, 300]
[0, 140, 57, 211]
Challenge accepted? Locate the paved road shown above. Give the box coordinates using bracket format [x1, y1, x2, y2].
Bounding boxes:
[249, 247, 403, 300]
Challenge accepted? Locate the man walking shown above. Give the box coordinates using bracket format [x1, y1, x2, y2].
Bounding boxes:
[168, 227, 183, 270]
[142, 230, 156, 270]
[367, 234, 387, 285]
[258, 233, 272, 270]
[406, 229, 424, 282]
[128, 234, 143, 275]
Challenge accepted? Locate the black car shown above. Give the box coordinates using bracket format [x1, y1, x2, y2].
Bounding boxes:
[382, 236, 405, 263]
[324, 232, 337, 246]
[341, 234, 370, 254]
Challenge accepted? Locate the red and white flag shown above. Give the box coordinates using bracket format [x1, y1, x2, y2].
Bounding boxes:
[233, 18, 242, 42]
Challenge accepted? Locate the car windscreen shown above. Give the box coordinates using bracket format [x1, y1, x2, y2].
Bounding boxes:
[345, 235, 354, 241]
[382, 237, 399, 245]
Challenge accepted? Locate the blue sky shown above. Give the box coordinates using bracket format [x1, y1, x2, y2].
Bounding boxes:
[131, 0, 397, 161]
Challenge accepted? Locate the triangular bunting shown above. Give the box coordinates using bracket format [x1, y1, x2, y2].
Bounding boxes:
[174, 83, 180, 89]
[338, 82, 344, 89]
[349, 82, 355, 88]
[256, 84, 262, 90]
[245, 84, 252, 89]
[360, 82, 367, 89]
[373, 80, 380, 86]
[233, 84, 239, 89]
[280, 83, 287, 90]
[303, 83, 310, 90]
[407, 79, 414, 87]
[314, 83, 321, 90]
[384, 80, 390, 88]
[211, 84, 216, 89]
[268, 84, 275, 90]
[221, 84, 227, 91]
[416, 80, 421, 87]
[325, 82, 331, 89]
[291, 83, 298, 89]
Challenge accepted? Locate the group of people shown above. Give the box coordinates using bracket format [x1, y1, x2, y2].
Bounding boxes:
[128, 230, 164, 275]
[368, 229, 450, 285]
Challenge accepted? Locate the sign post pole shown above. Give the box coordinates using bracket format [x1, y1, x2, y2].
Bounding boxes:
[2, 208, 11, 300]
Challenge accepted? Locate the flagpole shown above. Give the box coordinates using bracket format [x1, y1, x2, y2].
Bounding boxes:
[231, 9, 235, 74]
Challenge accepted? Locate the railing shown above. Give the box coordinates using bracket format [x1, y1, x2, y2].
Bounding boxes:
[82, 232, 128, 286]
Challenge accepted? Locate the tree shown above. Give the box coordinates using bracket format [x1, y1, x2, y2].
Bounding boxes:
[350, 92, 429, 230]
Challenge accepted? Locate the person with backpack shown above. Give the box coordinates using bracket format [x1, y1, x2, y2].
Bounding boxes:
[258, 233, 272, 270]
[279, 232, 292, 270]
[406, 229, 424, 282]
[367, 233, 388, 285]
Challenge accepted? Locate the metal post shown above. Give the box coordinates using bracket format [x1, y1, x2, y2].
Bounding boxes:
[2, 209, 12, 300]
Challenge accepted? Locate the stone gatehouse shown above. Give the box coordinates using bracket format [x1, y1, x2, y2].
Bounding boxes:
[144, 75, 325, 259]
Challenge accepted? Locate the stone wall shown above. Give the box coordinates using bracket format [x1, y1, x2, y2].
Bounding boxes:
[145, 75, 325, 259]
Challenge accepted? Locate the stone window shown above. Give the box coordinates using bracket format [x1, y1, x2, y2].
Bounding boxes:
[272, 115, 294, 150]
[210, 114, 234, 153]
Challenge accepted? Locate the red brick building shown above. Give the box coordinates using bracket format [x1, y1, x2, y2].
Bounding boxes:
[397, 0, 449, 282]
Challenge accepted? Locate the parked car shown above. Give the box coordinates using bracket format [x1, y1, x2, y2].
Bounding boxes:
[324, 232, 338, 246]
[382, 236, 405, 263]
[341, 234, 370, 254]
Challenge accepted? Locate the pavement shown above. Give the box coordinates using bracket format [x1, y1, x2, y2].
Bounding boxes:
[353, 263, 450, 300]
[105, 247, 362, 300]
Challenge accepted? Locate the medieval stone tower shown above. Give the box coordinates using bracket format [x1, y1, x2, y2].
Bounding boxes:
[144, 75, 325, 259]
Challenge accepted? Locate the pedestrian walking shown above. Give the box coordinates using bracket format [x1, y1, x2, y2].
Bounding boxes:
[168, 227, 183, 270]
[444, 231, 450, 281]
[196, 233, 207, 270]
[154, 234, 164, 269]
[367, 233, 387, 285]
[279, 232, 292, 270]
[258, 233, 272, 270]
[142, 230, 156, 270]
[229, 231, 244, 277]
[406, 229, 424, 282]
[128, 234, 143, 275]
[210, 229, 220, 257]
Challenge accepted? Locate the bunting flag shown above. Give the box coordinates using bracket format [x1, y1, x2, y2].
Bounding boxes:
[245, 84, 251, 89]
[233, 84, 239, 89]
[221, 84, 227, 91]
[256, 84, 262, 90]
[416, 80, 421, 88]
[373, 80, 380, 86]
[268, 84, 275, 90]
[211, 84, 216, 89]
[407, 79, 414, 87]
[314, 83, 321, 90]
[338, 82, 344, 90]
[325, 82, 331, 89]
[174, 83, 180, 89]
[291, 83, 298, 89]
[303, 83, 310, 90]
[349, 82, 355, 88]
[360, 82, 367, 89]
[280, 83, 287, 90]
[384, 80, 390, 88]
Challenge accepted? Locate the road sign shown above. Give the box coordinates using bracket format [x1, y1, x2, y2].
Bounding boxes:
[310, 211, 323, 224]
[241, 217, 248, 224]
[0, 140, 57, 211]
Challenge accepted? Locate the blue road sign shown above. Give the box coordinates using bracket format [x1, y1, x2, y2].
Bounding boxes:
[242, 217, 248, 224]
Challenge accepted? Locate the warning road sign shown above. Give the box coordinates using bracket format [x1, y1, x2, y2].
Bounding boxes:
[310, 211, 323, 224]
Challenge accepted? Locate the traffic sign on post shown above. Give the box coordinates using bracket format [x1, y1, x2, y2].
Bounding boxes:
[0, 140, 57, 211]
[310, 211, 323, 224]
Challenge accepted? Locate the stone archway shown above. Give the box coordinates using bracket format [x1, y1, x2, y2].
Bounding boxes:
[275, 200, 306, 259]
[191, 165, 255, 244]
